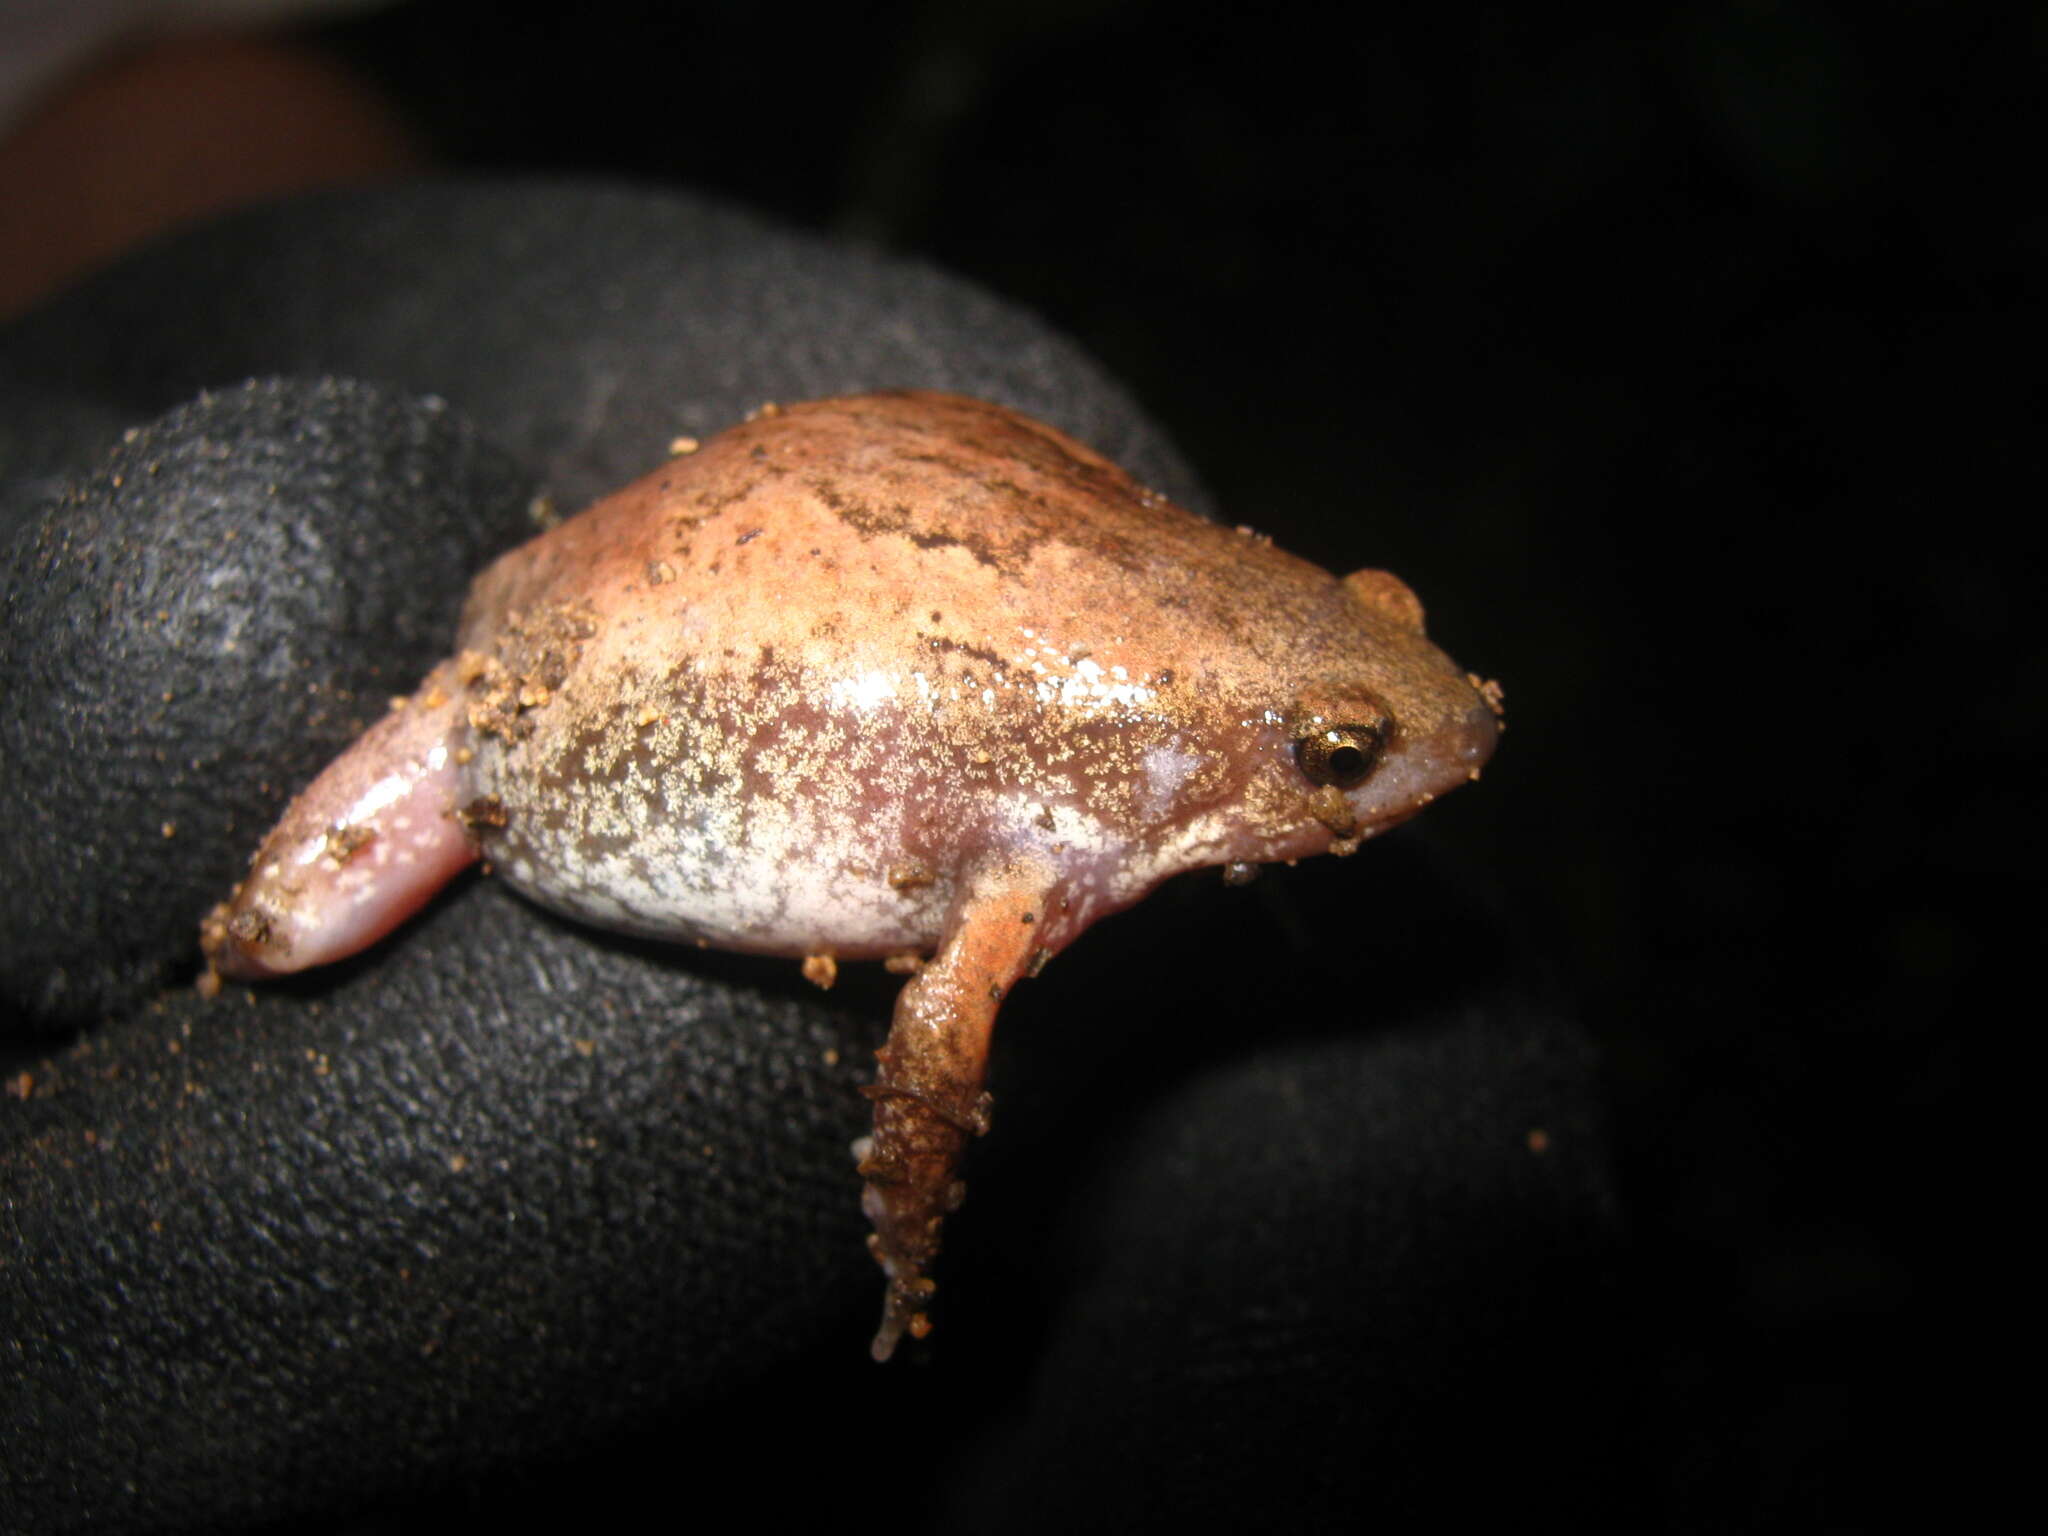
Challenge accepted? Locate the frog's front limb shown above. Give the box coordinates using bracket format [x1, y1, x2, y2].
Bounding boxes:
[858, 856, 1056, 1361]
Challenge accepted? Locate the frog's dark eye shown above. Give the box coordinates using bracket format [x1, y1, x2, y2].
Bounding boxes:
[1294, 722, 1387, 790]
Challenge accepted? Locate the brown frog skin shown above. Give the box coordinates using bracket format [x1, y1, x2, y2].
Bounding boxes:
[200, 390, 1503, 1359]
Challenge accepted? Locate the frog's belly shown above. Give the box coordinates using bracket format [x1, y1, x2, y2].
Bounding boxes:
[496, 847, 948, 955]
[484, 794, 951, 957]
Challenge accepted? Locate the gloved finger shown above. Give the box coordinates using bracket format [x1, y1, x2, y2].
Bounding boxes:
[0, 182, 1208, 518]
[1, 868, 885, 1534]
[0, 376, 535, 1030]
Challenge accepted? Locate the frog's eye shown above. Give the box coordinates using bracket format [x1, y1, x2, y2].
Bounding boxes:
[1293, 722, 1386, 790]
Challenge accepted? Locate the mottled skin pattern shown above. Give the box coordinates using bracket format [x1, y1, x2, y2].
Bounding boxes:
[202, 391, 1503, 1358]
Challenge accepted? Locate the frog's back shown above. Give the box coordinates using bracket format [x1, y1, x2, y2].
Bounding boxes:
[461, 392, 1437, 704]
[462, 393, 1153, 639]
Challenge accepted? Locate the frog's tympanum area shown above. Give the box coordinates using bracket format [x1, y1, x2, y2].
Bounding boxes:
[200, 390, 1502, 1359]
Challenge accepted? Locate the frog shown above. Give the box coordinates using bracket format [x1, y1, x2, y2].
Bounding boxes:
[199, 389, 1503, 1360]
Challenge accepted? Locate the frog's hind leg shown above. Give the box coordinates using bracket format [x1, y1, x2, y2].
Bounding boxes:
[201, 658, 479, 982]
[858, 857, 1055, 1361]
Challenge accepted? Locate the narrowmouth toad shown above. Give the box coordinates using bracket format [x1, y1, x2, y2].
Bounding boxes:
[200, 390, 1503, 1359]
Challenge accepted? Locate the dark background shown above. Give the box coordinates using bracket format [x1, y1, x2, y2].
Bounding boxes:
[7, 0, 2024, 1528]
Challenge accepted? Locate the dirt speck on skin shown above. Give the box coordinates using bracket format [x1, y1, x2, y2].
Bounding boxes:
[457, 796, 508, 831]
[324, 824, 374, 863]
[1470, 673, 1507, 718]
[460, 603, 598, 741]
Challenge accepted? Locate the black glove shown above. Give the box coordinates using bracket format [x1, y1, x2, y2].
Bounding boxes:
[1, 182, 1630, 1533]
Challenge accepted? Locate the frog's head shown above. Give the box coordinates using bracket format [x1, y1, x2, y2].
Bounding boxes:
[1099, 560, 1500, 890]
[1233, 564, 1502, 864]
[1009, 551, 1500, 947]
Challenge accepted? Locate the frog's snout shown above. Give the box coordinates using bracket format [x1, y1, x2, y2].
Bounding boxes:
[1334, 677, 1501, 837]
[1443, 686, 1503, 776]
[1418, 681, 1502, 787]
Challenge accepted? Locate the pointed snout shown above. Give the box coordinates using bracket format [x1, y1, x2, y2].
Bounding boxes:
[1347, 678, 1502, 834]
